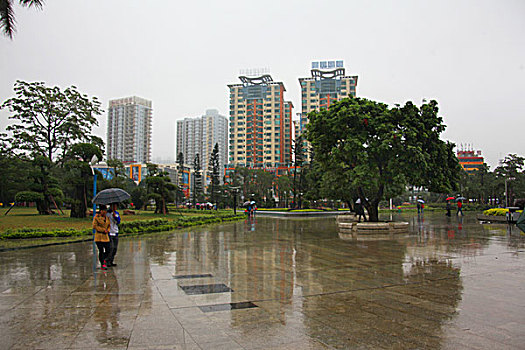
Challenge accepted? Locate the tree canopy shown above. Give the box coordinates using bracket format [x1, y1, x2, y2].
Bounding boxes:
[307, 97, 461, 221]
[1, 80, 103, 162]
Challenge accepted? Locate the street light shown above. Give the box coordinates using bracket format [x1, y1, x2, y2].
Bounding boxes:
[230, 186, 240, 215]
[90, 156, 107, 273]
[505, 177, 515, 207]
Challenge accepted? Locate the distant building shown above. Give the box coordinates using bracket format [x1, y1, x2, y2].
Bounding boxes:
[107, 96, 152, 164]
[176, 109, 228, 180]
[227, 73, 293, 169]
[457, 149, 485, 175]
[298, 60, 358, 161]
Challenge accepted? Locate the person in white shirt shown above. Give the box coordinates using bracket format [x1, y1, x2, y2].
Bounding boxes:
[106, 203, 121, 267]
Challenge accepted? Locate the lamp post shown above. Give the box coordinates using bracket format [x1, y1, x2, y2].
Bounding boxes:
[505, 177, 516, 207]
[230, 186, 240, 215]
[89, 157, 108, 273]
[89, 156, 99, 273]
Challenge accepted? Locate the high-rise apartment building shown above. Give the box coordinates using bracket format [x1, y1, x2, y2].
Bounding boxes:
[457, 147, 485, 175]
[107, 96, 152, 164]
[227, 74, 293, 168]
[298, 60, 358, 160]
[176, 109, 228, 178]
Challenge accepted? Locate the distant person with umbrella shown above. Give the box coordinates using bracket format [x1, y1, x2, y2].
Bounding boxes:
[445, 197, 454, 217]
[456, 198, 464, 216]
[92, 205, 110, 270]
[106, 203, 121, 267]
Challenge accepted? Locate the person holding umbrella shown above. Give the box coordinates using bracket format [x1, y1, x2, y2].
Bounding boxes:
[92, 205, 111, 270]
[456, 198, 465, 216]
[92, 188, 130, 270]
[445, 197, 454, 217]
[106, 203, 121, 267]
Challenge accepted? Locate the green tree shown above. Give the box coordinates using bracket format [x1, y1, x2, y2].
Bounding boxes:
[0, 144, 33, 205]
[1, 80, 103, 163]
[0, 0, 43, 39]
[176, 152, 184, 185]
[27, 155, 63, 214]
[292, 135, 305, 208]
[307, 98, 461, 221]
[144, 163, 177, 214]
[275, 175, 292, 207]
[131, 186, 147, 210]
[62, 143, 103, 218]
[208, 143, 221, 204]
[494, 154, 525, 206]
[192, 153, 203, 205]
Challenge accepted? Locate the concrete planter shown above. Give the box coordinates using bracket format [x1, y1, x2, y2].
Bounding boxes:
[336, 215, 409, 235]
[476, 214, 508, 223]
[256, 210, 344, 217]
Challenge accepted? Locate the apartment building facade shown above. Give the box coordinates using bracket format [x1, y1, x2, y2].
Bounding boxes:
[107, 96, 152, 164]
[176, 109, 228, 179]
[227, 74, 293, 169]
[298, 60, 358, 160]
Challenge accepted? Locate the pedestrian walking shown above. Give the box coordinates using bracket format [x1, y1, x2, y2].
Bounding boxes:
[446, 201, 451, 217]
[93, 205, 110, 270]
[355, 200, 366, 222]
[106, 203, 121, 267]
[417, 201, 421, 214]
[457, 200, 463, 216]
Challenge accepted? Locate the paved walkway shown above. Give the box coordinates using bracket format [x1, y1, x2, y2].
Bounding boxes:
[1, 214, 524, 349]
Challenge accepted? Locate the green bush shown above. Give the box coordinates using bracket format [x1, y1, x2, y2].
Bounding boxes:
[0, 214, 245, 239]
[482, 208, 522, 216]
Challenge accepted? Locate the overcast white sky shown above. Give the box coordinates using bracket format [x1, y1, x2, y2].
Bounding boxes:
[1, 0, 524, 168]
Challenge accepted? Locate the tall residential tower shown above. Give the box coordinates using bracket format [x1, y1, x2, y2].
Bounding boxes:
[297, 60, 358, 160]
[107, 96, 152, 164]
[227, 74, 293, 169]
[176, 109, 228, 178]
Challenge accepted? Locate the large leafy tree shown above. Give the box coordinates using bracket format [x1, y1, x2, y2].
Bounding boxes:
[1, 80, 103, 163]
[208, 143, 221, 204]
[0, 0, 43, 39]
[307, 97, 461, 221]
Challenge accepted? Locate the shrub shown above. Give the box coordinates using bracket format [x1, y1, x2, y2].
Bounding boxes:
[483, 208, 523, 216]
[0, 214, 245, 239]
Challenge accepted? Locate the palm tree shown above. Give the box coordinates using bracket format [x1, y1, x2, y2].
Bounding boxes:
[1, 0, 43, 39]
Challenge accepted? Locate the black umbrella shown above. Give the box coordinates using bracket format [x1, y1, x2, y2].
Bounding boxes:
[92, 188, 131, 205]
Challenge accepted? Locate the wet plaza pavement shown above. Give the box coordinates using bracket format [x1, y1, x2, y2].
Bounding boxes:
[1, 213, 524, 349]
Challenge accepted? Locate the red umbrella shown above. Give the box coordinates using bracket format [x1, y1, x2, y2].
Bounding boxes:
[446, 196, 455, 201]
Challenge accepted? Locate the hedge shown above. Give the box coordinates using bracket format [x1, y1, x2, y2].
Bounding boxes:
[483, 208, 523, 216]
[0, 214, 245, 240]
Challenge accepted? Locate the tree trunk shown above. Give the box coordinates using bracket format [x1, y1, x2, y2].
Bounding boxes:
[70, 183, 87, 218]
[367, 204, 379, 222]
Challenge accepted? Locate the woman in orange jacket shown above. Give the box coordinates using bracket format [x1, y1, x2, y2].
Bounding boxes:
[93, 205, 111, 270]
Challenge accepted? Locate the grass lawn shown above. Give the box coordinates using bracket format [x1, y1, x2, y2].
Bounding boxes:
[0, 207, 235, 232]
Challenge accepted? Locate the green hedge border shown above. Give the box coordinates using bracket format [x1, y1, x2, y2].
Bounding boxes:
[0, 214, 245, 240]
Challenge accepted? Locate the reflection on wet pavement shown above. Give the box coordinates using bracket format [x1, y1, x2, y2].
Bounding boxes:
[1, 213, 524, 349]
